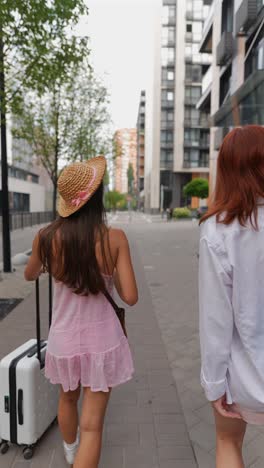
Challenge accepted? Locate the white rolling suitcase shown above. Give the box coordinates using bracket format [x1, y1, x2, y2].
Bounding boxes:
[0, 277, 59, 460]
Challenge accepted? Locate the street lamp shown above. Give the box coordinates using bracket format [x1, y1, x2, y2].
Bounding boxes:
[0, 27, 11, 272]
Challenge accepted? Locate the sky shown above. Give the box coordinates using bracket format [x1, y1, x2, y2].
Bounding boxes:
[81, 0, 161, 131]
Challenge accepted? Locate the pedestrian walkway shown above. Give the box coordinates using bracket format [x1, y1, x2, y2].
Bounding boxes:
[0, 228, 197, 468]
[130, 216, 264, 468]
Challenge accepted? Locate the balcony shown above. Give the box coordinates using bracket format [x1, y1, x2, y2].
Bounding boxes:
[160, 142, 174, 149]
[161, 121, 174, 130]
[216, 32, 234, 66]
[162, 78, 175, 88]
[183, 160, 209, 169]
[199, 4, 214, 53]
[184, 116, 210, 128]
[184, 138, 210, 149]
[202, 66, 212, 94]
[236, 0, 260, 35]
[161, 99, 174, 109]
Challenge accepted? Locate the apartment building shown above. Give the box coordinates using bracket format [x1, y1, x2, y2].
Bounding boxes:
[114, 129, 137, 194]
[1, 117, 53, 211]
[145, 0, 212, 213]
[136, 91, 146, 208]
[198, 0, 264, 189]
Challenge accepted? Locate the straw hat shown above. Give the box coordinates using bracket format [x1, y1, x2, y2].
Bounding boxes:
[57, 156, 106, 218]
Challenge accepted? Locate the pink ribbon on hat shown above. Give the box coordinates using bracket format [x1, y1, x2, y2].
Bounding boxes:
[71, 166, 97, 207]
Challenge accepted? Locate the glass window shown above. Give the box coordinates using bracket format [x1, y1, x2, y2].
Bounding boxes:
[161, 47, 175, 66]
[169, 5, 176, 18]
[184, 129, 200, 141]
[162, 27, 169, 45]
[162, 27, 175, 45]
[162, 6, 169, 25]
[161, 131, 174, 143]
[168, 70, 174, 80]
[167, 91, 174, 101]
[186, 0, 192, 12]
[185, 45, 192, 57]
[161, 110, 174, 122]
[185, 86, 201, 103]
[221, 0, 234, 33]
[185, 64, 202, 82]
[186, 24, 192, 33]
[193, 21, 202, 41]
[168, 27, 175, 42]
[161, 150, 173, 162]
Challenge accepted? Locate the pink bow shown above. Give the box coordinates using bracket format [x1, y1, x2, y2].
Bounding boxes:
[71, 166, 97, 207]
[71, 190, 90, 207]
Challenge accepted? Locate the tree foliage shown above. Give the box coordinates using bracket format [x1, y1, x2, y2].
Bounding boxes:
[14, 65, 111, 214]
[1, 0, 89, 111]
[61, 69, 111, 163]
[127, 163, 134, 195]
[183, 178, 209, 200]
[104, 191, 126, 211]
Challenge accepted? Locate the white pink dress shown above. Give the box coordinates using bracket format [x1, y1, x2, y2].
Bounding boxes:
[45, 275, 134, 392]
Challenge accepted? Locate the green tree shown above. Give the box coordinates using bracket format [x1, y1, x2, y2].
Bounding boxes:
[104, 191, 125, 212]
[62, 69, 111, 163]
[0, 0, 89, 271]
[183, 178, 209, 200]
[15, 64, 111, 216]
[127, 163, 134, 195]
[103, 168, 110, 188]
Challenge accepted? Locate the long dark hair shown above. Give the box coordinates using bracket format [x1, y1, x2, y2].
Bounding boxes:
[39, 183, 112, 295]
[201, 125, 264, 229]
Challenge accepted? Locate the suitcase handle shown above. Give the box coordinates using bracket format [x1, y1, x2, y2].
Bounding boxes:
[35, 276, 53, 365]
[18, 389, 23, 425]
[36, 278, 41, 364]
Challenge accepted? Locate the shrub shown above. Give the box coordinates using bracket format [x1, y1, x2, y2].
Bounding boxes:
[173, 207, 191, 219]
[183, 178, 209, 200]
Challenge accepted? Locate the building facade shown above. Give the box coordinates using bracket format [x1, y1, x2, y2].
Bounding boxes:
[114, 129, 137, 194]
[136, 91, 146, 208]
[198, 0, 264, 189]
[145, 0, 212, 213]
[1, 116, 53, 212]
[0, 165, 45, 212]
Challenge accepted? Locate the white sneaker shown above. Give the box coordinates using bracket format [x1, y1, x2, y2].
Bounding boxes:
[63, 428, 80, 465]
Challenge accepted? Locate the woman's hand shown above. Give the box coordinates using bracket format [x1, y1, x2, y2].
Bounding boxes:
[212, 394, 242, 419]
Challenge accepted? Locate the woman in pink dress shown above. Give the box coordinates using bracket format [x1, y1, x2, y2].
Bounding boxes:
[24, 156, 138, 468]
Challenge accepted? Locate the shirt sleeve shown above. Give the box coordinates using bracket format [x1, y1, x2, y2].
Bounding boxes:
[199, 235, 234, 402]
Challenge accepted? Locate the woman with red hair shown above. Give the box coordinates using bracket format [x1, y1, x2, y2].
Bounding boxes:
[199, 125, 264, 468]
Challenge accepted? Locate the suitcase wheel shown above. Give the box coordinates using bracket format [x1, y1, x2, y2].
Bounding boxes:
[23, 446, 34, 460]
[0, 441, 9, 455]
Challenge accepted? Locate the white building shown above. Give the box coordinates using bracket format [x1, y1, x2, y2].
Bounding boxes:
[0, 118, 51, 212]
[144, 0, 212, 213]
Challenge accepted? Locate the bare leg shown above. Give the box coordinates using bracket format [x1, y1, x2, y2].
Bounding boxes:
[73, 387, 111, 468]
[58, 385, 81, 444]
[214, 408, 247, 468]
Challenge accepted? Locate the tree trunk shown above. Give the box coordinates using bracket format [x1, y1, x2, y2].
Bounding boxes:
[52, 105, 60, 220]
[0, 26, 11, 272]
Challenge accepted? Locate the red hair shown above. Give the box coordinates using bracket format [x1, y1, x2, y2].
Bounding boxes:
[201, 125, 264, 229]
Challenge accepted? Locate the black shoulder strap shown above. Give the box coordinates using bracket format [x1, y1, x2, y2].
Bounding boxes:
[104, 289, 120, 312]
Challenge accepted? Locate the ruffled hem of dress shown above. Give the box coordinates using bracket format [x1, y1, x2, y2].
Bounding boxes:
[44, 336, 134, 393]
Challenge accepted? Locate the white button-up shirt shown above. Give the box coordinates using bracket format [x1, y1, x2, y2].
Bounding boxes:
[199, 209, 264, 410]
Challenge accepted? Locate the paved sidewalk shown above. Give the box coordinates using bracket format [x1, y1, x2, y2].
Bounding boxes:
[0, 232, 197, 467]
[132, 218, 264, 468]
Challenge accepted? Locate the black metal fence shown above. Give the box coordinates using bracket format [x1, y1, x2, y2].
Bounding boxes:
[0, 211, 53, 232]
